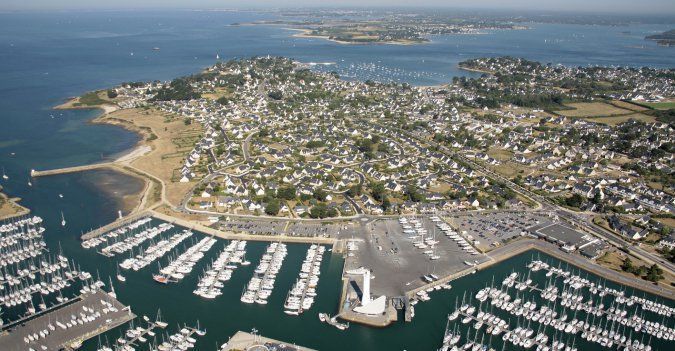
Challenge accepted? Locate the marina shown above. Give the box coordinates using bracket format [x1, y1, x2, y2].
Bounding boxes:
[240, 242, 288, 305]
[193, 240, 248, 299]
[283, 244, 326, 315]
[81, 217, 152, 250]
[0, 215, 134, 351]
[155, 235, 216, 284]
[435, 254, 675, 351]
[121, 229, 192, 272]
[94, 309, 171, 351]
[97, 222, 175, 258]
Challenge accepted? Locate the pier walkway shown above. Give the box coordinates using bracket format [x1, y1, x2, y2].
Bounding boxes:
[81, 210, 151, 240]
[81, 209, 338, 245]
[31, 162, 114, 177]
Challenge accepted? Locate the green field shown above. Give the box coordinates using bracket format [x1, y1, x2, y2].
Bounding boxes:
[642, 101, 675, 110]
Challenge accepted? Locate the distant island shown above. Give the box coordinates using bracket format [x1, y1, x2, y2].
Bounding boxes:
[241, 9, 527, 45]
[646, 29, 675, 46]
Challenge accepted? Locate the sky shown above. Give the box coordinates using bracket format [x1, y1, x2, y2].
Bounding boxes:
[1, 0, 675, 15]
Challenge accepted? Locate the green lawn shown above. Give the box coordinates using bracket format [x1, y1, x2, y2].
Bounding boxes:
[75, 91, 107, 106]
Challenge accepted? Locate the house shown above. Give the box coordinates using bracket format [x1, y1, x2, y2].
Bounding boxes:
[658, 234, 675, 250]
[294, 205, 309, 215]
[339, 202, 353, 215]
[199, 200, 213, 209]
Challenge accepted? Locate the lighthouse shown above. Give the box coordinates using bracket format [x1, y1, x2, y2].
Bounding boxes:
[361, 269, 371, 306]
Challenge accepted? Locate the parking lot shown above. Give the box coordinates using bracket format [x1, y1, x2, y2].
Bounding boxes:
[444, 211, 554, 251]
[345, 216, 489, 297]
[214, 217, 359, 238]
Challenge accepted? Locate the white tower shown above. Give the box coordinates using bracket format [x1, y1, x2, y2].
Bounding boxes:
[361, 269, 371, 306]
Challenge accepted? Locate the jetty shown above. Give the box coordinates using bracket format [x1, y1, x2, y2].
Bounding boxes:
[30, 162, 114, 177]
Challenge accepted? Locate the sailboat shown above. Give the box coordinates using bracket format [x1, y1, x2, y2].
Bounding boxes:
[195, 320, 206, 336]
[155, 309, 168, 328]
[1, 168, 8, 180]
[61, 212, 66, 227]
[108, 277, 117, 298]
[241, 252, 251, 266]
[117, 266, 126, 282]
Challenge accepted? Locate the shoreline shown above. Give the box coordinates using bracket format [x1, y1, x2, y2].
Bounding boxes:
[457, 65, 494, 75]
[0, 188, 31, 220]
[52, 97, 154, 213]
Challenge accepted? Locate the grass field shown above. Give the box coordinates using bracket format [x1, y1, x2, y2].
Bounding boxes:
[492, 161, 528, 178]
[607, 100, 650, 112]
[654, 217, 675, 229]
[584, 113, 657, 125]
[555, 102, 632, 117]
[487, 147, 514, 161]
[642, 101, 675, 110]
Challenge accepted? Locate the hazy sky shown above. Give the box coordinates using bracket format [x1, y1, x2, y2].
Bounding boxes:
[2, 0, 675, 15]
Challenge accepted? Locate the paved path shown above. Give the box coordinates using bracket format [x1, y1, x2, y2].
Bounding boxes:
[31, 162, 114, 177]
[223, 331, 316, 351]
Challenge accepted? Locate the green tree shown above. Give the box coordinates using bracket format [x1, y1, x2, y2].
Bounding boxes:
[592, 191, 602, 204]
[620, 257, 633, 272]
[405, 184, 425, 202]
[346, 184, 362, 197]
[313, 188, 328, 202]
[268, 90, 283, 100]
[265, 199, 280, 216]
[565, 194, 584, 208]
[309, 203, 328, 219]
[370, 182, 386, 202]
[216, 96, 231, 105]
[645, 264, 664, 282]
[277, 186, 297, 200]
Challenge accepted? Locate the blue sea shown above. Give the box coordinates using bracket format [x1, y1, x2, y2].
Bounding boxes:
[0, 10, 673, 350]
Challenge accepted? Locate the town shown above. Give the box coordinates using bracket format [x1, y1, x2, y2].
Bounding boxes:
[95, 56, 674, 288]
